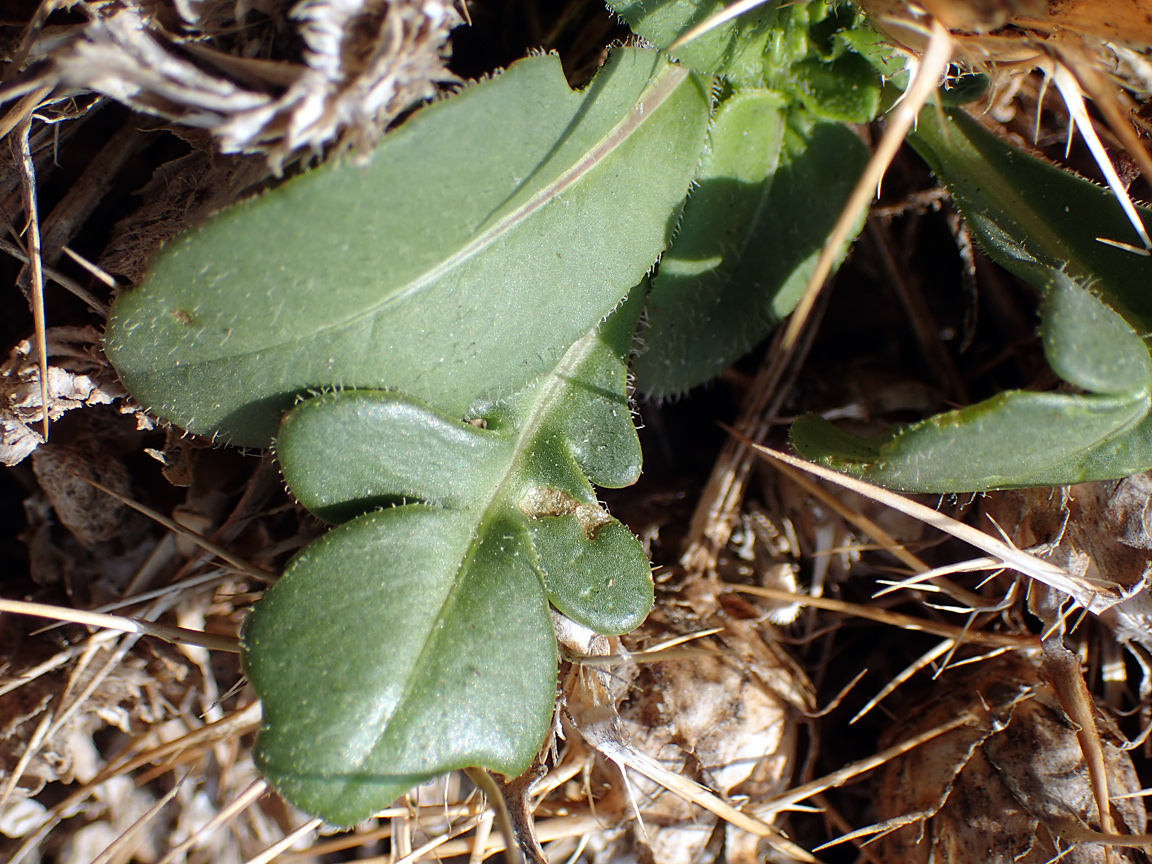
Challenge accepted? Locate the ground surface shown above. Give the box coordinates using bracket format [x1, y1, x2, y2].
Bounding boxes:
[2, 0, 1152, 862]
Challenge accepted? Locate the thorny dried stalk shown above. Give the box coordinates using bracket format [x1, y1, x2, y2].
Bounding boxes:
[748, 445, 1152, 860]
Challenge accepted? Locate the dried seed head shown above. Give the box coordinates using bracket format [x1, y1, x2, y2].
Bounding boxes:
[6, 0, 464, 168]
[603, 608, 810, 863]
[873, 652, 1147, 864]
[983, 478, 1152, 659]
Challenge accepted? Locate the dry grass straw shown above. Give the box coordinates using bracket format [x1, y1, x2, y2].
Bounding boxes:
[5, 384, 1152, 862]
[4, 0, 1152, 861]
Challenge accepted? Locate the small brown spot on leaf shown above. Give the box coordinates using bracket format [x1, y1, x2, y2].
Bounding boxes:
[519, 486, 612, 539]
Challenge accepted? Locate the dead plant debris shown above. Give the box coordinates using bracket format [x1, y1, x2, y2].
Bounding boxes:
[2, 0, 1152, 861]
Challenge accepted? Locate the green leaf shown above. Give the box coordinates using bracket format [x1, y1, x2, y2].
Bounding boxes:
[790, 51, 880, 123]
[792, 273, 1152, 492]
[605, 0, 877, 396]
[243, 506, 558, 824]
[1042, 270, 1151, 395]
[247, 299, 653, 824]
[837, 21, 905, 80]
[907, 104, 1152, 329]
[635, 101, 868, 396]
[607, 0, 881, 107]
[104, 49, 709, 447]
[607, 0, 785, 83]
[791, 104, 1152, 492]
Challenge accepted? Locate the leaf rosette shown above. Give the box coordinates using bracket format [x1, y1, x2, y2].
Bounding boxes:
[605, 0, 877, 397]
[104, 48, 709, 825]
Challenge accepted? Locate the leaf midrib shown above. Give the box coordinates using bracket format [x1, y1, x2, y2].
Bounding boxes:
[182, 64, 691, 367]
[371, 326, 602, 764]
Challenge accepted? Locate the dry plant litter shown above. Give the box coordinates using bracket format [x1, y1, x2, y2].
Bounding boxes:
[2, 0, 1152, 861]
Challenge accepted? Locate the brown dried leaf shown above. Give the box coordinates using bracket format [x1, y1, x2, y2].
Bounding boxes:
[0, 631, 192, 808]
[0, 327, 126, 467]
[983, 476, 1152, 655]
[563, 593, 813, 864]
[31, 442, 133, 547]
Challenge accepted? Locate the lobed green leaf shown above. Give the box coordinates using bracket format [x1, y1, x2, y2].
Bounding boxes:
[248, 298, 653, 824]
[107, 49, 693, 826]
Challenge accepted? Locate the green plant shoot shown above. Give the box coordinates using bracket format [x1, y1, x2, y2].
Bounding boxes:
[104, 48, 708, 824]
[607, 0, 878, 395]
[791, 105, 1152, 492]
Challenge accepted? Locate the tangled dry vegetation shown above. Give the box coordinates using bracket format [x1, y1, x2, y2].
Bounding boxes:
[2, 0, 1152, 862]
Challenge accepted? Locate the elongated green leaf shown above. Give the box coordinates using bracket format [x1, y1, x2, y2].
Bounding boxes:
[635, 100, 868, 395]
[791, 104, 1152, 492]
[245, 299, 653, 825]
[105, 49, 709, 447]
[907, 104, 1152, 329]
[792, 273, 1152, 491]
